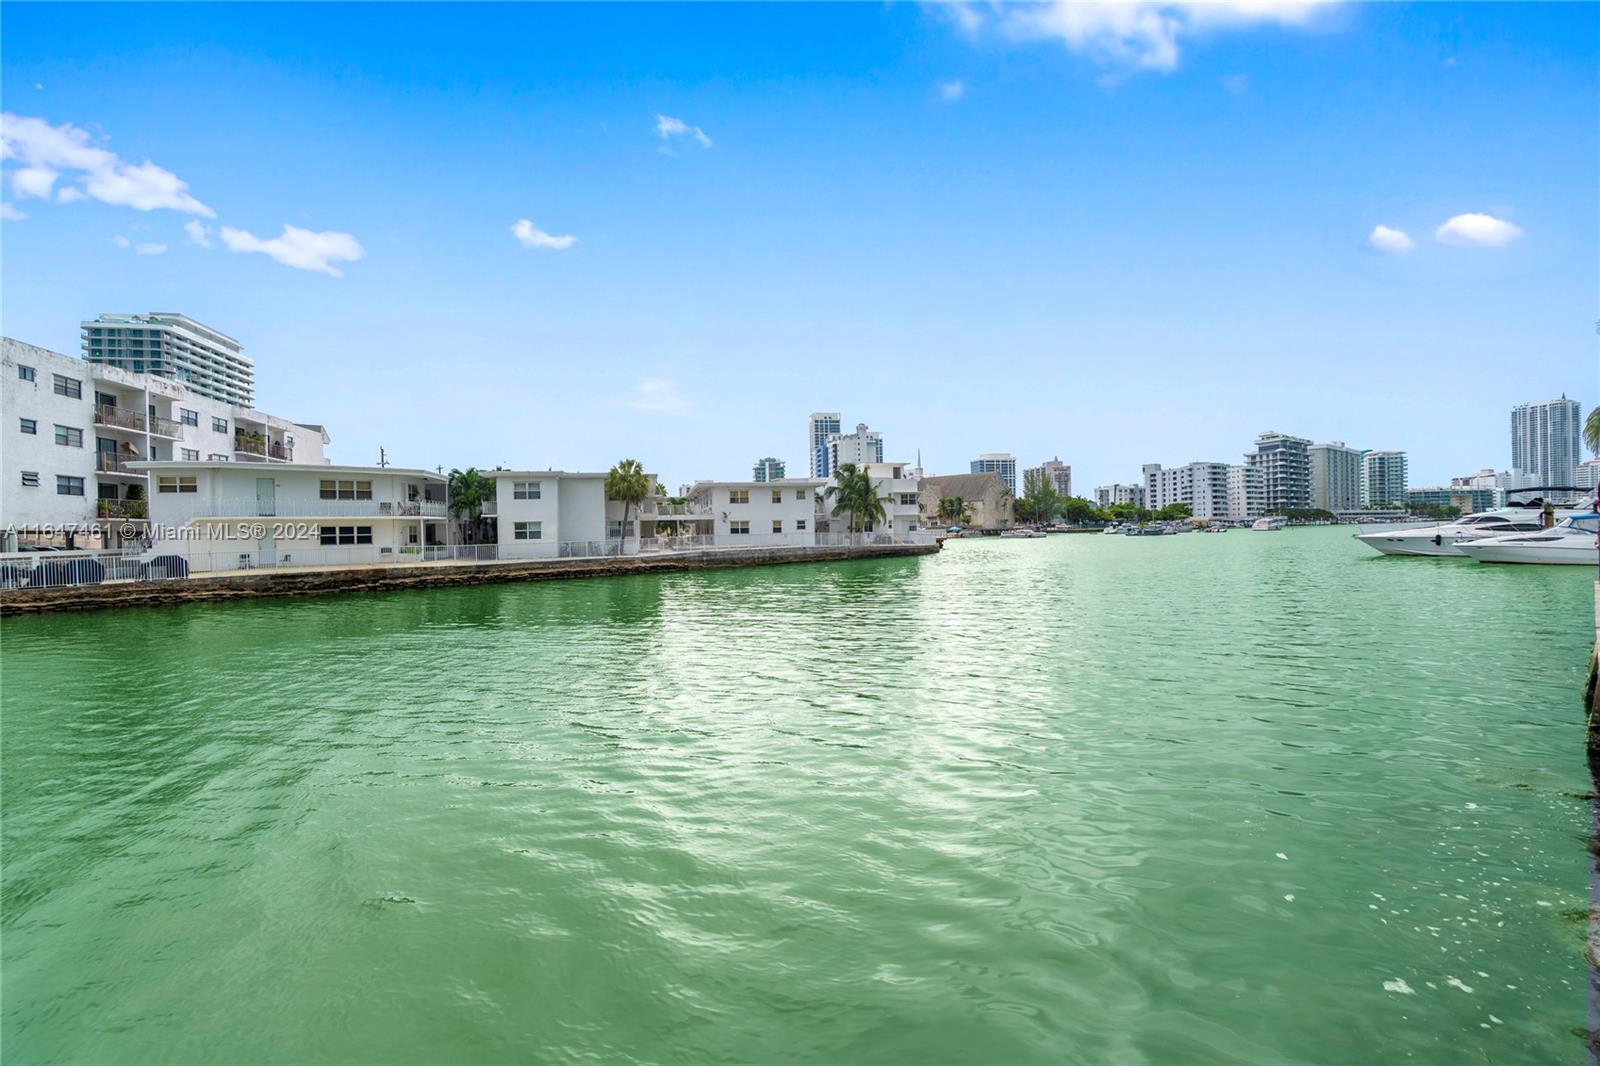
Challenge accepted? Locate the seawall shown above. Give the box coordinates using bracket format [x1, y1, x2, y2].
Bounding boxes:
[0, 542, 940, 616]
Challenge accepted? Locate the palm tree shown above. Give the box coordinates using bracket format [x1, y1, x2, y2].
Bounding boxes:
[936, 496, 970, 526]
[446, 467, 494, 543]
[1585, 406, 1600, 458]
[604, 458, 651, 552]
[826, 462, 890, 535]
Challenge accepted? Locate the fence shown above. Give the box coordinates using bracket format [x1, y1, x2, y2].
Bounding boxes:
[0, 529, 940, 590]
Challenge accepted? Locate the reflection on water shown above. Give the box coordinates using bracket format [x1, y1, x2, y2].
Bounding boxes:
[1, 529, 1592, 1064]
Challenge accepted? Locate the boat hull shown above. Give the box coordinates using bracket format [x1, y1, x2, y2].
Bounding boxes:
[1457, 542, 1596, 565]
[1354, 532, 1469, 558]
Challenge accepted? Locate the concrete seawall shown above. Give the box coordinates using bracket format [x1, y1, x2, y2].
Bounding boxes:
[0, 542, 940, 616]
[1588, 580, 1600, 784]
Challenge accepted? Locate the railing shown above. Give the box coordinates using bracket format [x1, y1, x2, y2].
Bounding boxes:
[0, 530, 938, 590]
[94, 404, 145, 432]
[645, 502, 713, 517]
[96, 499, 149, 520]
[148, 413, 182, 438]
[234, 434, 267, 456]
[96, 453, 141, 474]
[268, 442, 293, 461]
[158, 498, 449, 519]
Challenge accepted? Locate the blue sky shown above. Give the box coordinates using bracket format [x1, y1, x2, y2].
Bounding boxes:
[2, 2, 1594, 491]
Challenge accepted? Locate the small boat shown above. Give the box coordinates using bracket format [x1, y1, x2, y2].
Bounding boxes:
[1455, 515, 1600, 565]
[1000, 528, 1046, 539]
[1101, 524, 1123, 535]
[1251, 516, 1287, 531]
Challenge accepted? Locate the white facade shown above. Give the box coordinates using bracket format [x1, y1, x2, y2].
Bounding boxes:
[752, 457, 786, 482]
[808, 412, 841, 478]
[855, 461, 923, 539]
[1510, 396, 1581, 488]
[688, 479, 824, 545]
[825, 423, 884, 475]
[490, 471, 624, 557]
[1143, 461, 1230, 519]
[1246, 431, 1311, 512]
[141, 462, 446, 570]
[1575, 459, 1600, 492]
[1309, 441, 1363, 512]
[3, 337, 327, 549]
[83, 313, 256, 407]
[1361, 451, 1409, 507]
[1025, 457, 1072, 498]
[970, 453, 1017, 494]
[1226, 463, 1264, 520]
[1094, 483, 1144, 508]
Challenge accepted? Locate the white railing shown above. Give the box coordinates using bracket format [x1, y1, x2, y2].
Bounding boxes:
[0, 529, 939, 590]
[157, 498, 450, 520]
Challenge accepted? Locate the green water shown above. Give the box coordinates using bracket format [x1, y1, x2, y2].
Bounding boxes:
[2, 527, 1593, 1064]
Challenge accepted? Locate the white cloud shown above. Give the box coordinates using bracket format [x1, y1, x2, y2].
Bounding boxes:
[111, 234, 130, 248]
[1, 201, 26, 221]
[655, 114, 712, 149]
[0, 113, 213, 215]
[1367, 224, 1414, 254]
[1435, 212, 1522, 247]
[623, 379, 690, 415]
[134, 242, 167, 256]
[510, 218, 577, 250]
[949, 1, 1338, 75]
[184, 219, 212, 248]
[939, 79, 967, 101]
[219, 224, 365, 276]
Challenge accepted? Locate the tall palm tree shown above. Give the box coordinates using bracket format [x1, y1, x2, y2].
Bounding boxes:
[826, 463, 890, 535]
[604, 458, 651, 552]
[936, 496, 970, 526]
[446, 467, 494, 543]
[1585, 406, 1600, 458]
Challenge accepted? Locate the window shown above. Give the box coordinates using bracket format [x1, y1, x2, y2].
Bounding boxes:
[207, 453, 229, 462]
[212, 417, 228, 433]
[158, 475, 198, 493]
[54, 425, 83, 448]
[728, 489, 749, 504]
[899, 493, 918, 507]
[513, 481, 542, 500]
[98, 483, 119, 501]
[17, 365, 35, 382]
[772, 489, 783, 503]
[180, 408, 199, 427]
[181, 448, 199, 461]
[56, 475, 85, 496]
[796, 489, 808, 501]
[319, 525, 373, 545]
[772, 520, 783, 534]
[319, 479, 373, 500]
[51, 374, 81, 398]
[513, 521, 543, 540]
[796, 519, 807, 531]
[19, 418, 36, 435]
[729, 520, 750, 535]
[20, 471, 39, 487]
[95, 391, 117, 408]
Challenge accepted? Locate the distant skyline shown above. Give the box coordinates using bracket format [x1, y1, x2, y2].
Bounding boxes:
[1, 2, 1594, 491]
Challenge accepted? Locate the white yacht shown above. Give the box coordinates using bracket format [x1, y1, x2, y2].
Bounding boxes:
[1455, 515, 1600, 565]
[1354, 508, 1562, 558]
[1251, 516, 1287, 531]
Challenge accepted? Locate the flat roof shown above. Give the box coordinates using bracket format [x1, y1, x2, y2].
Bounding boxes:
[690, 478, 826, 489]
[490, 470, 613, 479]
[130, 461, 444, 480]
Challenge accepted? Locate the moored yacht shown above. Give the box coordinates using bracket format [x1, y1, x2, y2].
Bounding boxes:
[1455, 515, 1600, 565]
[1251, 516, 1287, 531]
[1354, 508, 1563, 558]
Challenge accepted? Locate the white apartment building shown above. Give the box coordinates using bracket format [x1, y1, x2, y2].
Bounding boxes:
[1143, 461, 1230, 519]
[970, 453, 1017, 494]
[1025, 457, 1072, 498]
[2, 337, 327, 550]
[1226, 463, 1264, 520]
[808, 412, 842, 478]
[1510, 396, 1581, 488]
[825, 423, 884, 476]
[1309, 441, 1363, 512]
[83, 313, 256, 407]
[141, 462, 447, 570]
[1246, 431, 1312, 512]
[852, 461, 923, 540]
[1575, 459, 1600, 492]
[490, 471, 629, 557]
[1361, 451, 1409, 507]
[686, 479, 825, 546]
[1094, 483, 1144, 509]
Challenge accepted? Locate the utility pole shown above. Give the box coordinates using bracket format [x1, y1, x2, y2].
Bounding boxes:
[378, 447, 389, 468]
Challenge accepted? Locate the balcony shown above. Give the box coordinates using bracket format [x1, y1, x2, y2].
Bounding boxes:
[234, 432, 267, 457]
[268, 442, 294, 461]
[646, 501, 713, 517]
[97, 499, 149, 520]
[160, 498, 449, 519]
[96, 452, 144, 475]
[94, 404, 146, 432]
[148, 413, 182, 439]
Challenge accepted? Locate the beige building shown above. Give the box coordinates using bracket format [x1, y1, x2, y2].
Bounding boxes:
[919, 472, 1014, 529]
